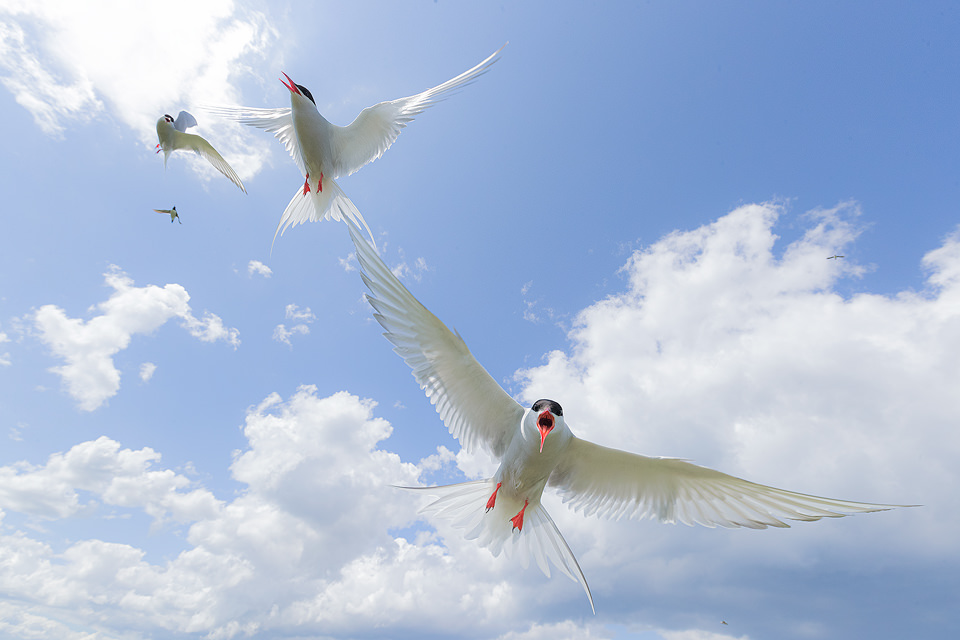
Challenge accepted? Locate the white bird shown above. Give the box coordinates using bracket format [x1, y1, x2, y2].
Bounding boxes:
[206, 45, 504, 248]
[153, 206, 180, 224]
[347, 222, 910, 614]
[156, 111, 246, 192]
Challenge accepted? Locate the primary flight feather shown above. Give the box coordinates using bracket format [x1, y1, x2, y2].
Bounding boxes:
[347, 222, 910, 613]
[155, 111, 246, 192]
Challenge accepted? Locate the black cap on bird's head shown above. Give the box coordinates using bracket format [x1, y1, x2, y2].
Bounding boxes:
[280, 72, 316, 106]
[163, 114, 174, 123]
[531, 399, 563, 452]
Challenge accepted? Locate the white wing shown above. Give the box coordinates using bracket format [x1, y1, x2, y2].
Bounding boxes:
[205, 106, 305, 175]
[349, 221, 523, 457]
[174, 110, 198, 132]
[550, 437, 903, 529]
[172, 130, 246, 192]
[328, 44, 504, 179]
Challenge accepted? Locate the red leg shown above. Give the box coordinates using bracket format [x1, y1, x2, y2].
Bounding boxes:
[302, 173, 311, 196]
[485, 482, 502, 512]
[510, 499, 529, 532]
[318, 171, 323, 193]
[155, 144, 161, 154]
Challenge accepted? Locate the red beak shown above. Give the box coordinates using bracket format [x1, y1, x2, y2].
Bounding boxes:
[537, 410, 554, 453]
[280, 72, 301, 96]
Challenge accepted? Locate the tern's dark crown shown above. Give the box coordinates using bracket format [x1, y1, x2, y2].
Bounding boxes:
[297, 84, 316, 105]
[532, 399, 563, 416]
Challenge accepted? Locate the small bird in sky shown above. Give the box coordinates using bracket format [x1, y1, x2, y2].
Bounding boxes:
[207, 45, 504, 247]
[153, 206, 180, 224]
[347, 222, 909, 613]
[827, 255, 845, 259]
[156, 111, 246, 192]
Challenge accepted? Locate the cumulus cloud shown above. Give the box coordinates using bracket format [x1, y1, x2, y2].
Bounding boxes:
[247, 260, 272, 278]
[0, 0, 278, 178]
[0, 387, 509, 639]
[0, 435, 220, 522]
[0, 204, 957, 640]
[32, 265, 239, 411]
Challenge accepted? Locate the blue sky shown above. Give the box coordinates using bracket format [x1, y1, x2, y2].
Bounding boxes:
[0, 1, 957, 639]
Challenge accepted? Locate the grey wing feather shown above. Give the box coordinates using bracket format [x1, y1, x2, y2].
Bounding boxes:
[175, 130, 246, 192]
[205, 105, 304, 175]
[328, 44, 504, 179]
[348, 221, 523, 456]
[549, 437, 904, 528]
[174, 110, 198, 132]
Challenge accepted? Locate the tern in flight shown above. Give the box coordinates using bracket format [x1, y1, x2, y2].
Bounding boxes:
[827, 255, 845, 259]
[156, 111, 246, 192]
[153, 206, 180, 224]
[207, 45, 504, 247]
[347, 222, 910, 613]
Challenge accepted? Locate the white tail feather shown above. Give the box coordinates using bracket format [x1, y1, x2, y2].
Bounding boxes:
[397, 481, 595, 613]
[272, 178, 375, 252]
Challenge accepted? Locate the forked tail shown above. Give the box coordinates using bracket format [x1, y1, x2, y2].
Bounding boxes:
[272, 178, 375, 252]
[397, 480, 595, 613]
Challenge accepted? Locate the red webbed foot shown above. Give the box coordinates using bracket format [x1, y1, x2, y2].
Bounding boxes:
[510, 499, 529, 532]
[302, 173, 311, 196]
[485, 482, 502, 512]
[318, 172, 323, 193]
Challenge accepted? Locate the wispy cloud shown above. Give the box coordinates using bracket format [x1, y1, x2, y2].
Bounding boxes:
[248, 260, 273, 278]
[0, 1, 279, 177]
[273, 304, 317, 347]
[0, 322, 10, 366]
[139, 362, 157, 382]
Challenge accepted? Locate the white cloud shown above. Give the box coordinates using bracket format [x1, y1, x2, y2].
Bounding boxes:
[32, 265, 239, 411]
[0, 435, 220, 522]
[273, 304, 316, 346]
[272, 323, 309, 347]
[247, 260, 272, 278]
[284, 303, 316, 323]
[0, 204, 956, 639]
[0, 322, 10, 366]
[139, 362, 157, 382]
[0, 0, 279, 177]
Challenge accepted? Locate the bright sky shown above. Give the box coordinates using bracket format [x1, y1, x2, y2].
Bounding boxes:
[0, 1, 957, 639]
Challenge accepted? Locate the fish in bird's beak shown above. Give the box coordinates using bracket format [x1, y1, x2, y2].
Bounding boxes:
[537, 410, 555, 453]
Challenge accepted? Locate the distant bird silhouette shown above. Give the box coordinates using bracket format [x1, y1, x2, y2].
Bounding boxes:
[827, 255, 845, 259]
[154, 207, 180, 224]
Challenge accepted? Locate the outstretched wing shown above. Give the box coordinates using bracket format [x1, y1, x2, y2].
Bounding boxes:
[174, 110, 198, 132]
[328, 44, 504, 179]
[349, 221, 523, 457]
[205, 105, 305, 175]
[550, 437, 906, 529]
[174, 130, 246, 192]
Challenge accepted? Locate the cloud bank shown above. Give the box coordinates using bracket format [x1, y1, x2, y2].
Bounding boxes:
[1, 203, 956, 639]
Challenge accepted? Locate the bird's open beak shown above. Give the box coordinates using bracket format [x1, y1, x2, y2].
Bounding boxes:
[280, 72, 301, 96]
[537, 411, 554, 453]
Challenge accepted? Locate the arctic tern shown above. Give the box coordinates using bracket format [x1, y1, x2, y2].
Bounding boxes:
[347, 222, 909, 613]
[153, 206, 180, 224]
[156, 111, 246, 192]
[207, 45, 504, 247]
